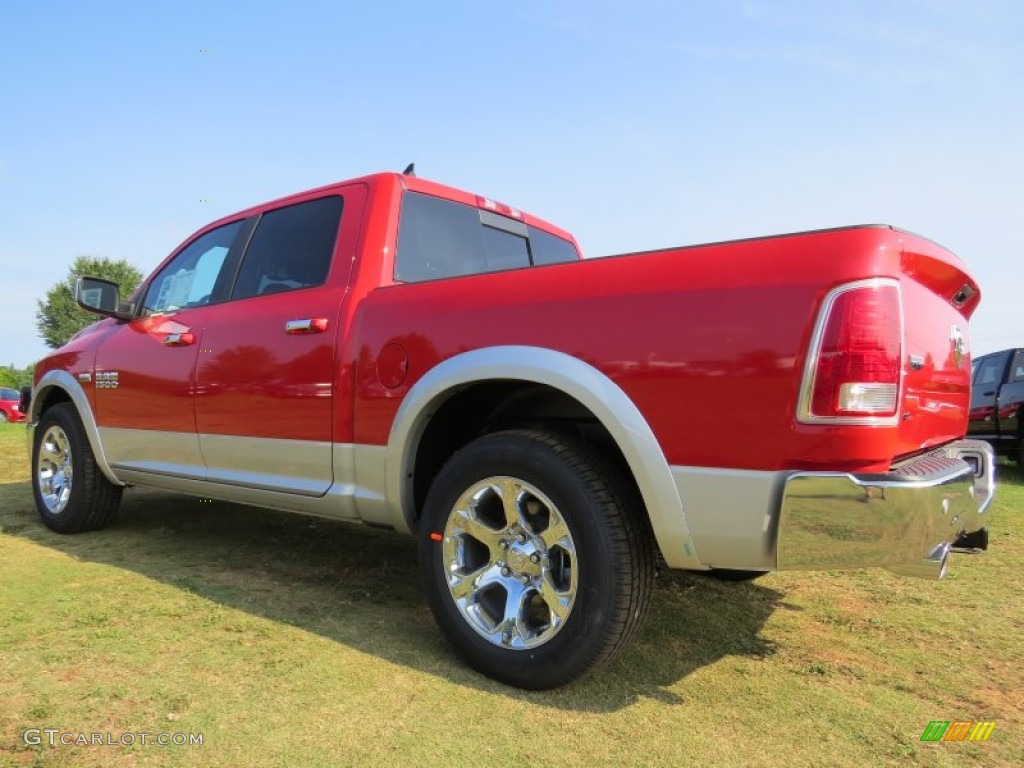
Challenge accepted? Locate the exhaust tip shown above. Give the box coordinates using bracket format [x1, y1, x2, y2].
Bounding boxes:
[885, 542, 951, 580]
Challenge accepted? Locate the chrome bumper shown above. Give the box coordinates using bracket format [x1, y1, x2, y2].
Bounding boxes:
[776, 440, 995, 579]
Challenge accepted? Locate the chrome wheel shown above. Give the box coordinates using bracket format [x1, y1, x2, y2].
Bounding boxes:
[441, 476, 577, 649]
[37, 424, 73, 514]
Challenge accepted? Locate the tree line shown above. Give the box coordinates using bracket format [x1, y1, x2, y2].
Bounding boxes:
[0, 364, 33, 390]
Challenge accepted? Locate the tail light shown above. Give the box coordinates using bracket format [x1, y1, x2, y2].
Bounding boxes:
[798, 279, 902, 424]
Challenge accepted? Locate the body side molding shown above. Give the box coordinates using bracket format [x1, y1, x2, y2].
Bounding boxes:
[383, 345, 704, 569]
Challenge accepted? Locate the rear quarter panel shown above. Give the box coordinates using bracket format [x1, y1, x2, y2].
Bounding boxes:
[352, 225, 974, 472]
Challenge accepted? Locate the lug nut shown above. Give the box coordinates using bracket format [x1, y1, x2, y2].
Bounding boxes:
[530, 553, 541, 564]
[498, 540, 509, 550]
[501, 567, 511, 577]
[520, 574, 530, 584]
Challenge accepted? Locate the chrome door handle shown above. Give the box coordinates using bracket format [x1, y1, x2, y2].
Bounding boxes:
[164, 332, 196, 346]
[285, 318, 329, 335]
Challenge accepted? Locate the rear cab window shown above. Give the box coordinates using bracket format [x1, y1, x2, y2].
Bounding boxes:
[395, 191, 578, 283]
[1012, 350, 1024, 383]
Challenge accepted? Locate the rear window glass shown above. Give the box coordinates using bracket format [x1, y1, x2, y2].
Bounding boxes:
[395, 192, 577, 283]
[528, 226, 579, 266]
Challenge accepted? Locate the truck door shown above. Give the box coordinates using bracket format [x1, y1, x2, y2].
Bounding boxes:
[193, 187, 365, 496]
[92, 219, 249, 478]
[996, 350, 1024, 439]
[968, 350, 1011, 442]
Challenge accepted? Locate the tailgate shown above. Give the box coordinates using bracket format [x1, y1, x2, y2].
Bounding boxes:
[898, 231, 980, 453]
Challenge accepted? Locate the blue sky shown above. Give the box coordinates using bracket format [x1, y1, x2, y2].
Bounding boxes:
[1, 0, 1021, 367]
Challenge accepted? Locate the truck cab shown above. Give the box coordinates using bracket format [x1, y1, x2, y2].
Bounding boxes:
[969, 348, 1024, 463]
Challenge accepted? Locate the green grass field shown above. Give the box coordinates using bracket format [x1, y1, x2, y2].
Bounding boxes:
[1, 421, 1021, 767]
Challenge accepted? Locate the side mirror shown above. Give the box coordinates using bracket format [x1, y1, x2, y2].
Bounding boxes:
[74, 277, 134, 320]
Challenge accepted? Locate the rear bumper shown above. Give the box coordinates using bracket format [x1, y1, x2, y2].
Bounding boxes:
[776, 439, 995, 579]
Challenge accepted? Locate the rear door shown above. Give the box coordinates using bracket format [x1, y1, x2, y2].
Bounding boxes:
[194, 186, 365, 495]
[996, 350, 1024, 438]
[968, 351, 1011, 441]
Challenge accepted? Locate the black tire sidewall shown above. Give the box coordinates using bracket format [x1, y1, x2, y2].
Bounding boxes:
[32, 404, 89, 533]
[419, 432, 627, 689]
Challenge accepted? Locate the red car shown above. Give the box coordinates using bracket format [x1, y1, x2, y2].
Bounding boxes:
[0, 387, 26, 422]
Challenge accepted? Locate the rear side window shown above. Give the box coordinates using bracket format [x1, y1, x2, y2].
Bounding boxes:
[1012, 351, 1024, 382]
[231, 196, 343, 300]
[395, 192, 578, 283]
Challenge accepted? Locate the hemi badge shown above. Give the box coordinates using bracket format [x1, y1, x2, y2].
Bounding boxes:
[78, 372, 92, 383]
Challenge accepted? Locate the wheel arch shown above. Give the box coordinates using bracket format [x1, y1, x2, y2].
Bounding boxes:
[30, 370, 124, 487]
[384, 345, 703, 569]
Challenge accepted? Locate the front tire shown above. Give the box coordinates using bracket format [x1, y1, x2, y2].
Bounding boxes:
[419, 430, 654, 689]
[32, 403, 122, 533]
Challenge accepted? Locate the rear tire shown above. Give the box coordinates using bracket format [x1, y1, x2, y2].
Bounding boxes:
[32, 403, 122, 533]
[419, 429, 654, 689]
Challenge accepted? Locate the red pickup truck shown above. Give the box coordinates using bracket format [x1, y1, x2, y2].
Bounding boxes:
[25, 171, 995, 689]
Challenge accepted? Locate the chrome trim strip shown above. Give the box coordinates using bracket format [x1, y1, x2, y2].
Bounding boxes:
[796, 277, 904, 426]
[777, 439, 993, 573]
[31, 370, 124, 486]
[385, 345, 703, 569]
[670, 466, 790, 571]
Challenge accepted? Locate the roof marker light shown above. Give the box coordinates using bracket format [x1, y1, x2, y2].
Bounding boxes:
[476, 196, 523, 220]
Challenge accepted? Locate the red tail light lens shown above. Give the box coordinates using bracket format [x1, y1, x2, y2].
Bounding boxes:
[801, 280, 902, 421]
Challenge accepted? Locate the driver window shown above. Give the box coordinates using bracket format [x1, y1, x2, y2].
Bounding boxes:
[143, 220, 244, 314]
